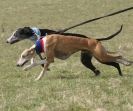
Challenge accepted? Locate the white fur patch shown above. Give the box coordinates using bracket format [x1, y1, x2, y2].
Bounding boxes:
[7, 31, 16, 42]
[42, 37, 47, 53]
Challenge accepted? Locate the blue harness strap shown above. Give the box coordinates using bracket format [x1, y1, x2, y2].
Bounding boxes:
[35, 39, 44, 54]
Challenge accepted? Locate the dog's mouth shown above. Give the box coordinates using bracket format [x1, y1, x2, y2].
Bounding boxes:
[6, 37, 20, 44]
[10, 39, 20, 44]
[17, 60, 28, 67]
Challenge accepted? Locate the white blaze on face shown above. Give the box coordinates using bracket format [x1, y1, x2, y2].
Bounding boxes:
[7, 31, 18, 43]
[17, 49, 32, 66]
[17, 45, 35, 66]
[7, 31, 15, 41]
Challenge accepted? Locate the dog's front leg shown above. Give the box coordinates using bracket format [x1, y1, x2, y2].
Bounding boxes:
[23, 58, 35, 71]
[35, 62, 50, 81]
[31, 58, 34, 64]
[23, 60, 46, 71]
[23, 63, 35, 71]
[35, 44, 55, 81]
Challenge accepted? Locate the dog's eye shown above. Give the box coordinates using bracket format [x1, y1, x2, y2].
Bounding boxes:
[14, 33, 16, 36]
[22, 55, 26, 58]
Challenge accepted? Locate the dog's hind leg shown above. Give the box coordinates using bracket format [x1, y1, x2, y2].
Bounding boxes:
[81, 51, 100, 76]
[92, 43, 123, 63]
[116, 57, 133, 66]
[101, 62, 122, 76]
[92, 43, 132, 76]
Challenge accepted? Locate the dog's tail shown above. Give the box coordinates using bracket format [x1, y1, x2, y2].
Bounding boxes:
[96, 25, 123, 41]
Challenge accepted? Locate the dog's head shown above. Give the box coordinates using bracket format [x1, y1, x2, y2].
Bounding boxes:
[17, 45, 35, 67]
[7, 27, 34, 44]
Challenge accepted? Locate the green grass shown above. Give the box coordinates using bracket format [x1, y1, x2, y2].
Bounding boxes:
[0, 0, 133, 111]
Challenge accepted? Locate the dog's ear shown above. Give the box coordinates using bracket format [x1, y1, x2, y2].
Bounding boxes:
[28, 45, 36, 55]
[21, 27, 33, 36]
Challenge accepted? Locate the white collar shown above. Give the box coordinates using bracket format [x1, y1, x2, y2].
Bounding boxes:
[31, 27, 41, 39]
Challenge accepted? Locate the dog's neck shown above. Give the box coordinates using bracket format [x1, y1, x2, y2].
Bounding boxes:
[30, 28, 57, 42]
[39, 29, 57, 35]
[31, 27, 41, 37]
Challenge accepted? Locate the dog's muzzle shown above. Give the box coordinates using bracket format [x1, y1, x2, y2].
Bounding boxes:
[17, 60, 28, 67]
[6, 39, 19, 44]
[6, 32, 20, 44]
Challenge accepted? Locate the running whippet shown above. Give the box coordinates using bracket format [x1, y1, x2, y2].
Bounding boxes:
[17, 34, 133, 80]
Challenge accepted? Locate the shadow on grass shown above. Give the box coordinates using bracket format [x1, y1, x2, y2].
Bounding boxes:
[98, 73, 133, 79]
[47, 70, 133, 80]
[59, 75, 80, 79]
[48, 74, 80, 80]
[61, 73, 133, 80]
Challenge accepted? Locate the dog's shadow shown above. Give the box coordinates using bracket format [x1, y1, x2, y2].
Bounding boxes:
[56, 74, 80, 80]
[96, 73, 133, 79]
[48, 73, 133, 80]
[47, 73, 80, 80]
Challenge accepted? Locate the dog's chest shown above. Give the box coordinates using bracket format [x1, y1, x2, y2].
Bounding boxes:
[54, 50, 71, 60]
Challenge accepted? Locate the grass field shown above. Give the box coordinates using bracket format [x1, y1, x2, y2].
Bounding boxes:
[0, 0, 133, 111]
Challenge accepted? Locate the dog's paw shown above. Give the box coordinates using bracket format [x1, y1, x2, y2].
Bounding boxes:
[23, 67, 29, 71]
[35, 77, 40, 81]
[47, 68, 50, 71]
[35, 74, 44, 81]
[122, 61, 132, 66]
[125, 62, 132, 66]
[95, 69, 100, 76]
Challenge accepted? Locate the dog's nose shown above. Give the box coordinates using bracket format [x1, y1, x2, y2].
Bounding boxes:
[6, 40, 9, 43]
[16, 64, 20, 67]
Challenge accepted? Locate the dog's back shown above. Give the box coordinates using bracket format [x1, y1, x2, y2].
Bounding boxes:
[45, 34, 98, 53]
